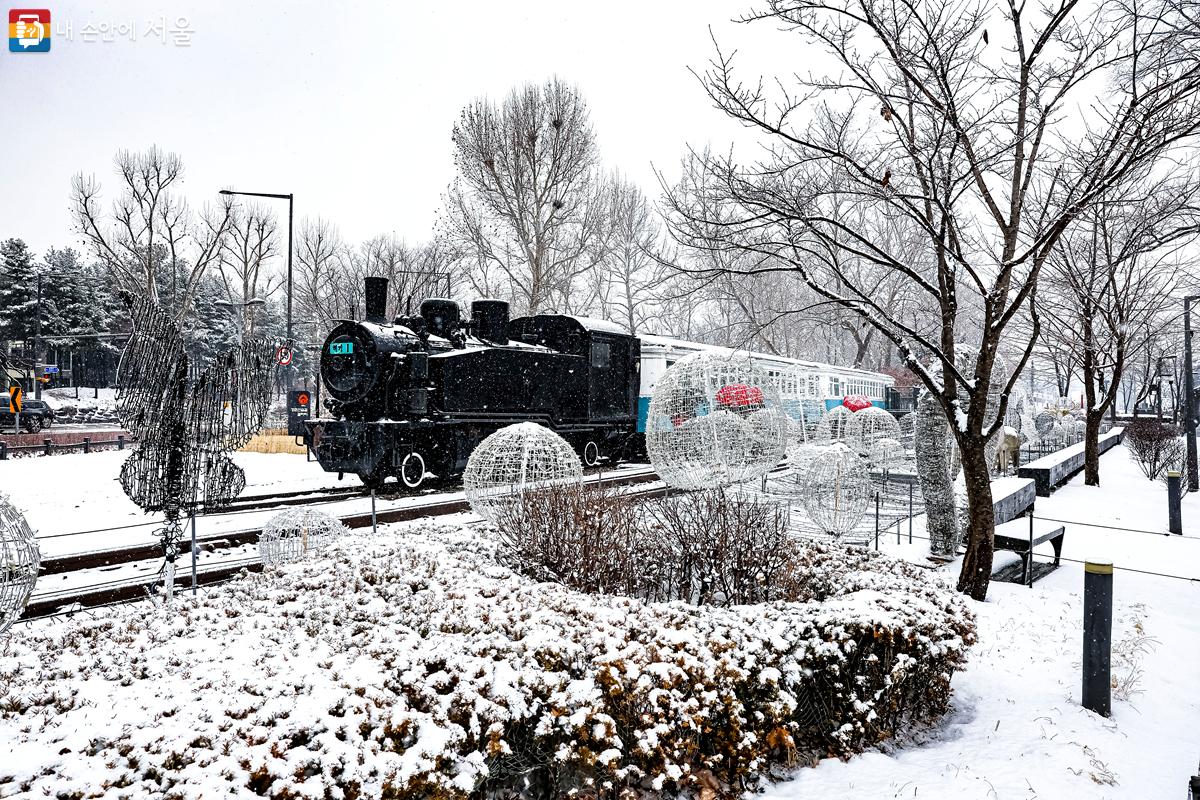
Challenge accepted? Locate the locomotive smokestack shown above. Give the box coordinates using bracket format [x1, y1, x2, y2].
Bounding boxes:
[364, 277, 388, 324]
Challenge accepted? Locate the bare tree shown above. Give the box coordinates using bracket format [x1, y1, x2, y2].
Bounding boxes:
[590, 176, 674, 332]
[218, 204, 281, 338]
[72, 147, 233, 320]
[665, 0, 1200, 599]
[294, 217, 352, 331]
[440, 78, 613, 314]
[1039, 179, 1200, 482]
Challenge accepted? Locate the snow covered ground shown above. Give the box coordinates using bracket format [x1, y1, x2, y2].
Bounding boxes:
[767, 443, 1200, 799]
[2, 444, 1197, 798]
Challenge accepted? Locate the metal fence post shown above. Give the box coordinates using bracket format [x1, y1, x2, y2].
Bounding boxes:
[1082, 561, 1113, 716]
[371, 489, 378, 534]
[0, 442, 6, 460]
[118, 434, 125, 450]
[1169, 470, 1183, 535]
[43, 438, 51, 456]
[1028, 510, 1035, 588]
[908, 482, 914, 544]
[874, 491, 880, 550]
[83, 437, 90, 454]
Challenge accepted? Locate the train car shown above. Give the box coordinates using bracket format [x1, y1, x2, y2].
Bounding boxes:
[636, 334, 894, 435]
[305, 277, 640, 488]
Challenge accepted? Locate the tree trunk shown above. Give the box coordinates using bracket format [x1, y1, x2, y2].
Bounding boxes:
[1084, 411, 1103, 485]
[956, 440, 995, 601]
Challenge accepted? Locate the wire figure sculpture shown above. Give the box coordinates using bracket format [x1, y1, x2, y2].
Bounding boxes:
[0, 493, 39, 636]
[116, 293, 277, 602]
[260, 508, 348, 566]
[645, 352, 787, 490]
[463, 422, 583, 522]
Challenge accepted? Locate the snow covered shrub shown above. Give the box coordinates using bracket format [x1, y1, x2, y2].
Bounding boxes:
[1124, 419, 1183, 480]
[0, 526, 974, 799]
[492, 482, 642, 594]
[639, 489, 795, 605]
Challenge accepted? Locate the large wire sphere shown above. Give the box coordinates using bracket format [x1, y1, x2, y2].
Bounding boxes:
[645, 352, 787, 490]
[799, 444, 872, 538]
[464, 422, 583, 521]
[0, 493, 40, 636]
[870, 437, 905, 470]
[812, 405, 854, 446]
[845, 406, 901, 459]
[260, 508, 348, 566]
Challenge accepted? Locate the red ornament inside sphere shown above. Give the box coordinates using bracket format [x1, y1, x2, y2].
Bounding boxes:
[842, 394, 873, 412]
[715, 383, 764, 409]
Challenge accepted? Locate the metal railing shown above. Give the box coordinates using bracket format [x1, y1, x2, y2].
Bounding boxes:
[0, 434, 133, 460]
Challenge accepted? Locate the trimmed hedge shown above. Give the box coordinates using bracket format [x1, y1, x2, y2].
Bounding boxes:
[0, 525, 974, 799]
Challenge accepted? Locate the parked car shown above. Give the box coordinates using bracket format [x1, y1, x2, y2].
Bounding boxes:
[0, 399, 55, 432]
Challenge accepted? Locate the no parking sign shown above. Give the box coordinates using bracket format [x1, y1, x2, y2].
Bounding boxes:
[276, 346, 294, 366]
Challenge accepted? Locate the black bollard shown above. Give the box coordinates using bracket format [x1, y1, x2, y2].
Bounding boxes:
[1168, 471, 1183, 535]
[1082, 560, 1113, 717]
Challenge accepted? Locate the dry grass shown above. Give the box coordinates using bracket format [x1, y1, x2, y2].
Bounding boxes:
[239, 429, 307, 455]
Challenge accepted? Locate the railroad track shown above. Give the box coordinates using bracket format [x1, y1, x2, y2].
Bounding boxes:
[22, 467, 663, 621]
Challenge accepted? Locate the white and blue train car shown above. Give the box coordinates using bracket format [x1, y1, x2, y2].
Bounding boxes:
[635, 334, 894, 434]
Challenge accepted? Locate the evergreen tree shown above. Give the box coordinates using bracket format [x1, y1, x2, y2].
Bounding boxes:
[0, 238, 38, 345]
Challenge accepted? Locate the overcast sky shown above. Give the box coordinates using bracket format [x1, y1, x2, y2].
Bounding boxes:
[2, 0, 790, 260]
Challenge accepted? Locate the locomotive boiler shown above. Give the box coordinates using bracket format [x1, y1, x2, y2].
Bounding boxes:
[305, 277, 640, 488]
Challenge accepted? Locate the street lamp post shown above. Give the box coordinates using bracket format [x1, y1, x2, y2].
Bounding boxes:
[218, 189, 294, 387]
[1185, 296, 1199, 491]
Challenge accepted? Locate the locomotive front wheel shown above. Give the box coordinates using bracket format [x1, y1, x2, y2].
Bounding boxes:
[400, 452, 426, 489]
[582, 441, 601, 467]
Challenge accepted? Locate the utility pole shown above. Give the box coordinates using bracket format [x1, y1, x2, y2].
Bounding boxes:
[34, 272, 42, 400]
[1184, 296, 1198, 492]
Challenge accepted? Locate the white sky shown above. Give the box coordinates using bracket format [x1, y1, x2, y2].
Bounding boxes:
[2, 0, 788, 257]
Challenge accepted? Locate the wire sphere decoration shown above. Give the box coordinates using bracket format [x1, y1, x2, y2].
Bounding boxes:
[259, 508, 349, 567]
[870, 437, 905, 471]
[0, 493, 40, 636]
[845, 405, 902, 461]
[1033, 410, 1058, 437]
[798, 444, 873, 539]
[645, 352, 788, 490]
[464, 422, 583, 522]
[812, 405, 854, 446]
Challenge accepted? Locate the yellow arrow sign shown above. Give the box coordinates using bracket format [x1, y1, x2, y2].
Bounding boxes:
[8, 386, 22, 414]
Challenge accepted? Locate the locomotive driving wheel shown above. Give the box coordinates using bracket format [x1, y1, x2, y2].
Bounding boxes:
[400, 452, 426, 489]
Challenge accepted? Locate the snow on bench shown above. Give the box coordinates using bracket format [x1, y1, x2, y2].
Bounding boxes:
[993, 516, 1066, 587]
[1018, 427, 1124, 497]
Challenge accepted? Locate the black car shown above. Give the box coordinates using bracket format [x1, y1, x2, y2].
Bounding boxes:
[0, 399, 55, 432]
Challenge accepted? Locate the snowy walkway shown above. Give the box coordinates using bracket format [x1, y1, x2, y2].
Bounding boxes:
[764, 444, 1200, 799]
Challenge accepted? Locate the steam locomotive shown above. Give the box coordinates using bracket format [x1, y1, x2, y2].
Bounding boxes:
[304, 277, 641, 488]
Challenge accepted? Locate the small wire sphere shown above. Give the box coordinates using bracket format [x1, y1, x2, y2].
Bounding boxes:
[1034, 410, 1058, 437]
[645, 352, 787, 490]
[463, 422, 583, 522]
[259, 508, 348, 566]
[812, 405, 854, 445]
[845, 405, 901, 460]
[869, 437, 905, 470]
[798, 444, 872, 538]
[0, 493, 40, 636]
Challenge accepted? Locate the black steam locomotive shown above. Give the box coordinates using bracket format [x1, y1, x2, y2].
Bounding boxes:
[304, 277, 641, 488]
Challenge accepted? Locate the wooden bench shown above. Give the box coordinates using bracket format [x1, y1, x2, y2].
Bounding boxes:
[993, 516, 1065, 586]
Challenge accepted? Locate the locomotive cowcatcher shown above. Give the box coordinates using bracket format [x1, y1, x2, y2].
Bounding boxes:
[304, 277, 640, 488]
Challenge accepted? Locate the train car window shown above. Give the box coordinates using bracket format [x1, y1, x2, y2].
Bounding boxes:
[591, 341, 611, 369]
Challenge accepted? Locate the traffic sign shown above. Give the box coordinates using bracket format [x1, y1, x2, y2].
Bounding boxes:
[276, 346, 294, 366]
[42, 365, 59, 375]
[8, 386, 22, 413]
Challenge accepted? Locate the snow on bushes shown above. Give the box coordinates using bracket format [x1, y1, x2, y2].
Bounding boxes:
[0, 524, 974, 799]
